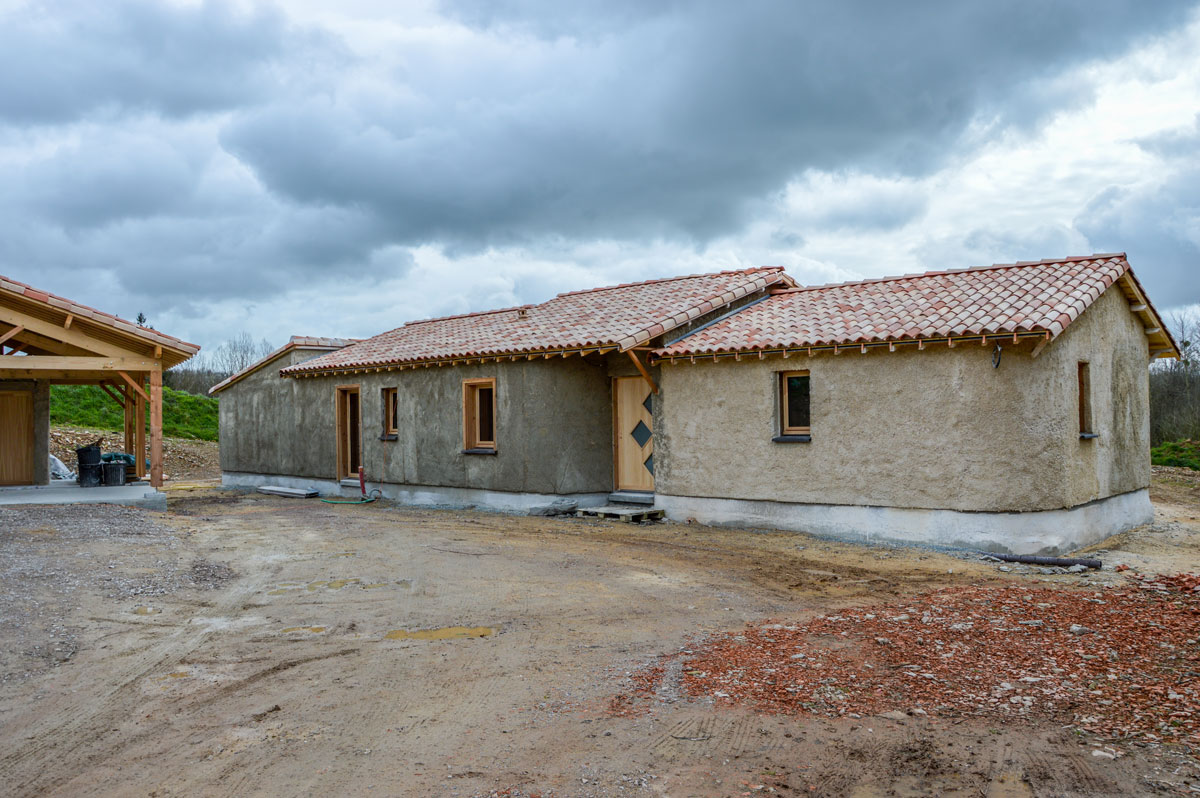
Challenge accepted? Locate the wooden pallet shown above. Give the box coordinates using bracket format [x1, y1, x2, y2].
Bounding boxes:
[576, 505, 665, 523]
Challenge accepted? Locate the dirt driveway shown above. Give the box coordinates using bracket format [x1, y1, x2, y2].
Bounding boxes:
[1, 481, 1197, 797]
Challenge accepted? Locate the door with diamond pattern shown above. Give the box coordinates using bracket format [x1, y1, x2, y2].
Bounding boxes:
[614, 377, 654, 492]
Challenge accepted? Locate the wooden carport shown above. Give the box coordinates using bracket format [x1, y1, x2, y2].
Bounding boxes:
[0, 275, 199, 487]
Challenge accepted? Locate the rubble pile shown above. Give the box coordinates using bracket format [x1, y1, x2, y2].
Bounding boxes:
[48, 426, 220, 481]
[625, 577, 1200, 748]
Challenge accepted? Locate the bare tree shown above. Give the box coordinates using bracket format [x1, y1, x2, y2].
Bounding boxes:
[165, 333, 276, 396]
[209, 332, 275, 377]
[1149, 309, 1200, 445]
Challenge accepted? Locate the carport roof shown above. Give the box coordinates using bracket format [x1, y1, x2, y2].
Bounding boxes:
[281, 267, 790, 375]
[655, 254, 1179, 360]
[0, 273, 199, 367]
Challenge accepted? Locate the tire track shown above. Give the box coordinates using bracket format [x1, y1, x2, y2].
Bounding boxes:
[0, 573, 270, 797]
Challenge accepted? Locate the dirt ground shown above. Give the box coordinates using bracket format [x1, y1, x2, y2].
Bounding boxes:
[0, 477, 1197, 797]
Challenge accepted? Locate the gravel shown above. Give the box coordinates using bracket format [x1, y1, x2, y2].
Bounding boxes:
[0, 504, 234, 684]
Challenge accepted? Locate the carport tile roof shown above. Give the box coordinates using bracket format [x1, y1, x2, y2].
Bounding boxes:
[0, 273, 199, 355]
[656, 254, 1139, 356]
[281, 267, 788, 374]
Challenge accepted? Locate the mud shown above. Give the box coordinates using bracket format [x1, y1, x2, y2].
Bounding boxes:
[0, 482, 1196, 796]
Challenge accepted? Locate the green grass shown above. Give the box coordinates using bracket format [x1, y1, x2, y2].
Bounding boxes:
[50, 385, 219, 442]
[1151, 439, 1200, 471]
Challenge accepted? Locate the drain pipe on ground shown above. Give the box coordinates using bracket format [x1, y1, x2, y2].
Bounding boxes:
[985, 553, 1102, 569]
[321, 466, 382, 505]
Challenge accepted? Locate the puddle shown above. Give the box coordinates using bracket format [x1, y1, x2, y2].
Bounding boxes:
[267, 579, 362, 595]
[155, 671, 191, 681]
[384, 626, 495, 641]
[133, 606, 162, 616]
[281, 626, 326, 634]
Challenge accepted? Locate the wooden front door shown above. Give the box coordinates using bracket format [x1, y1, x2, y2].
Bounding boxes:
[613, 377, 654, 492]
[0, 390, 34, 485]
[336, 385, 361, 480]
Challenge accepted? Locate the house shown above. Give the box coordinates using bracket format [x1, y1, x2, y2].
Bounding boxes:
[211, 254, 1178, 553]
[0, 275, 199, 487]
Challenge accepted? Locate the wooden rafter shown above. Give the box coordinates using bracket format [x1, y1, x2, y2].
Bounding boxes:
[0, 303, 141, 358]
[625, 349, 659, 394]
[98, 381, 126, 409]
[116, 371, 150, 402]
[0, 325, 24, 347]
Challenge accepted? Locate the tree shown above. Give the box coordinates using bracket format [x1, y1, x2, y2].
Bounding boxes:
[1149, 310, 1200, 445]
[135, 312, 153, 329]
[164, 332, 276, 396]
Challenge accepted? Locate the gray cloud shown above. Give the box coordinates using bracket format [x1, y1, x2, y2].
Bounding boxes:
[222, 1, 1194, 250]
[1069, 114, 1200, 308]
[0, 0, 1195, 350]
[0, 1, 339, 124]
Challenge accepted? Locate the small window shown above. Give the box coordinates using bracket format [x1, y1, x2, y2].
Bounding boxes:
[382, 387, 398, 436]
[780, 371, 810, 435]
[463, 378, 496, 450]
[1077, 362, 1092, 435]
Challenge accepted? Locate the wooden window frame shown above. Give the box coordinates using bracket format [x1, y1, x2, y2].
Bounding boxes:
[462, 378, 497, 452]
[779, 370, 811, 436]
[381, 386, 398, 438]
[1077, 361, 1095, 438]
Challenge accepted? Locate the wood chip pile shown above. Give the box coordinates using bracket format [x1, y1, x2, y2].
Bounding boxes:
[618, 576, 1200, 749]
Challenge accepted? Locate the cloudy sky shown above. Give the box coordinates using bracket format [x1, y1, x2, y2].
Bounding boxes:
[2, 0, 1198, 353]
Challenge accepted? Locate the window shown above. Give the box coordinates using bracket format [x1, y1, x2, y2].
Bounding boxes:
[463, 378, 496, 451]
[779, 371, 811, 437]
[1078, 362, 1094, 437]
[381, 387, 398, 437]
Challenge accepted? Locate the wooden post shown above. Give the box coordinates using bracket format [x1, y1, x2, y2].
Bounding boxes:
[122, 385, 134, 457]
[150, 367, 163, 487]
[135, 381, 146, 481]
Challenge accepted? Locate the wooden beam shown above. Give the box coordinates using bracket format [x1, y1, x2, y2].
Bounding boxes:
[0, 325, 24, 347]
[135, 386, 146, 480]
[117, 370, 150, 403]
[1144, 327, 1162, 335]
[123, 383, 134, 457]
[1031, 333, 1052, 359]
[154, 345, 162, 359]
[0, 303, 140, 357]
[0, 355, 158, 372]
[98, 382, 126, 409]
[150, 369, 163, 487]
[63, 314, 74, 329]
[625, 349, 659, 394]
[0, 324, 93, 356]
[1129, 303, 1148, 313]
[4, 343, 27, 355]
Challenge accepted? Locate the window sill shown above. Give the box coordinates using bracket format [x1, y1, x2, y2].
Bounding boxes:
[772, 434, 812, 443]
[379, 433, 398, 441]
[1079, 433, 1099, 440]
[462, 447, 498, 455]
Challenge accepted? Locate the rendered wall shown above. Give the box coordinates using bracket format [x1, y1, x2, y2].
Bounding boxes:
[220, 354, 615, 494]
[655, 285, 1151, 514]
[217, 349, 339, 480]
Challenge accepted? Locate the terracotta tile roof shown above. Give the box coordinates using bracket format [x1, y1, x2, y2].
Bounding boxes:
[281, 268, 788, 375]
[0, 273, 200, 357]
[656, 254, 1163, 357]
[209, 335, 358, 394]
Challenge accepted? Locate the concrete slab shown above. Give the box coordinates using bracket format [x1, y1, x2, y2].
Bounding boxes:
[0, 481, 167, 511]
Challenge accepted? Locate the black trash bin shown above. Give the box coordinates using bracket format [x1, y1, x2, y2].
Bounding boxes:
[101, 461, 126, 486]
[76, 444, 101, 466]
[78, 463, 102, 487]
